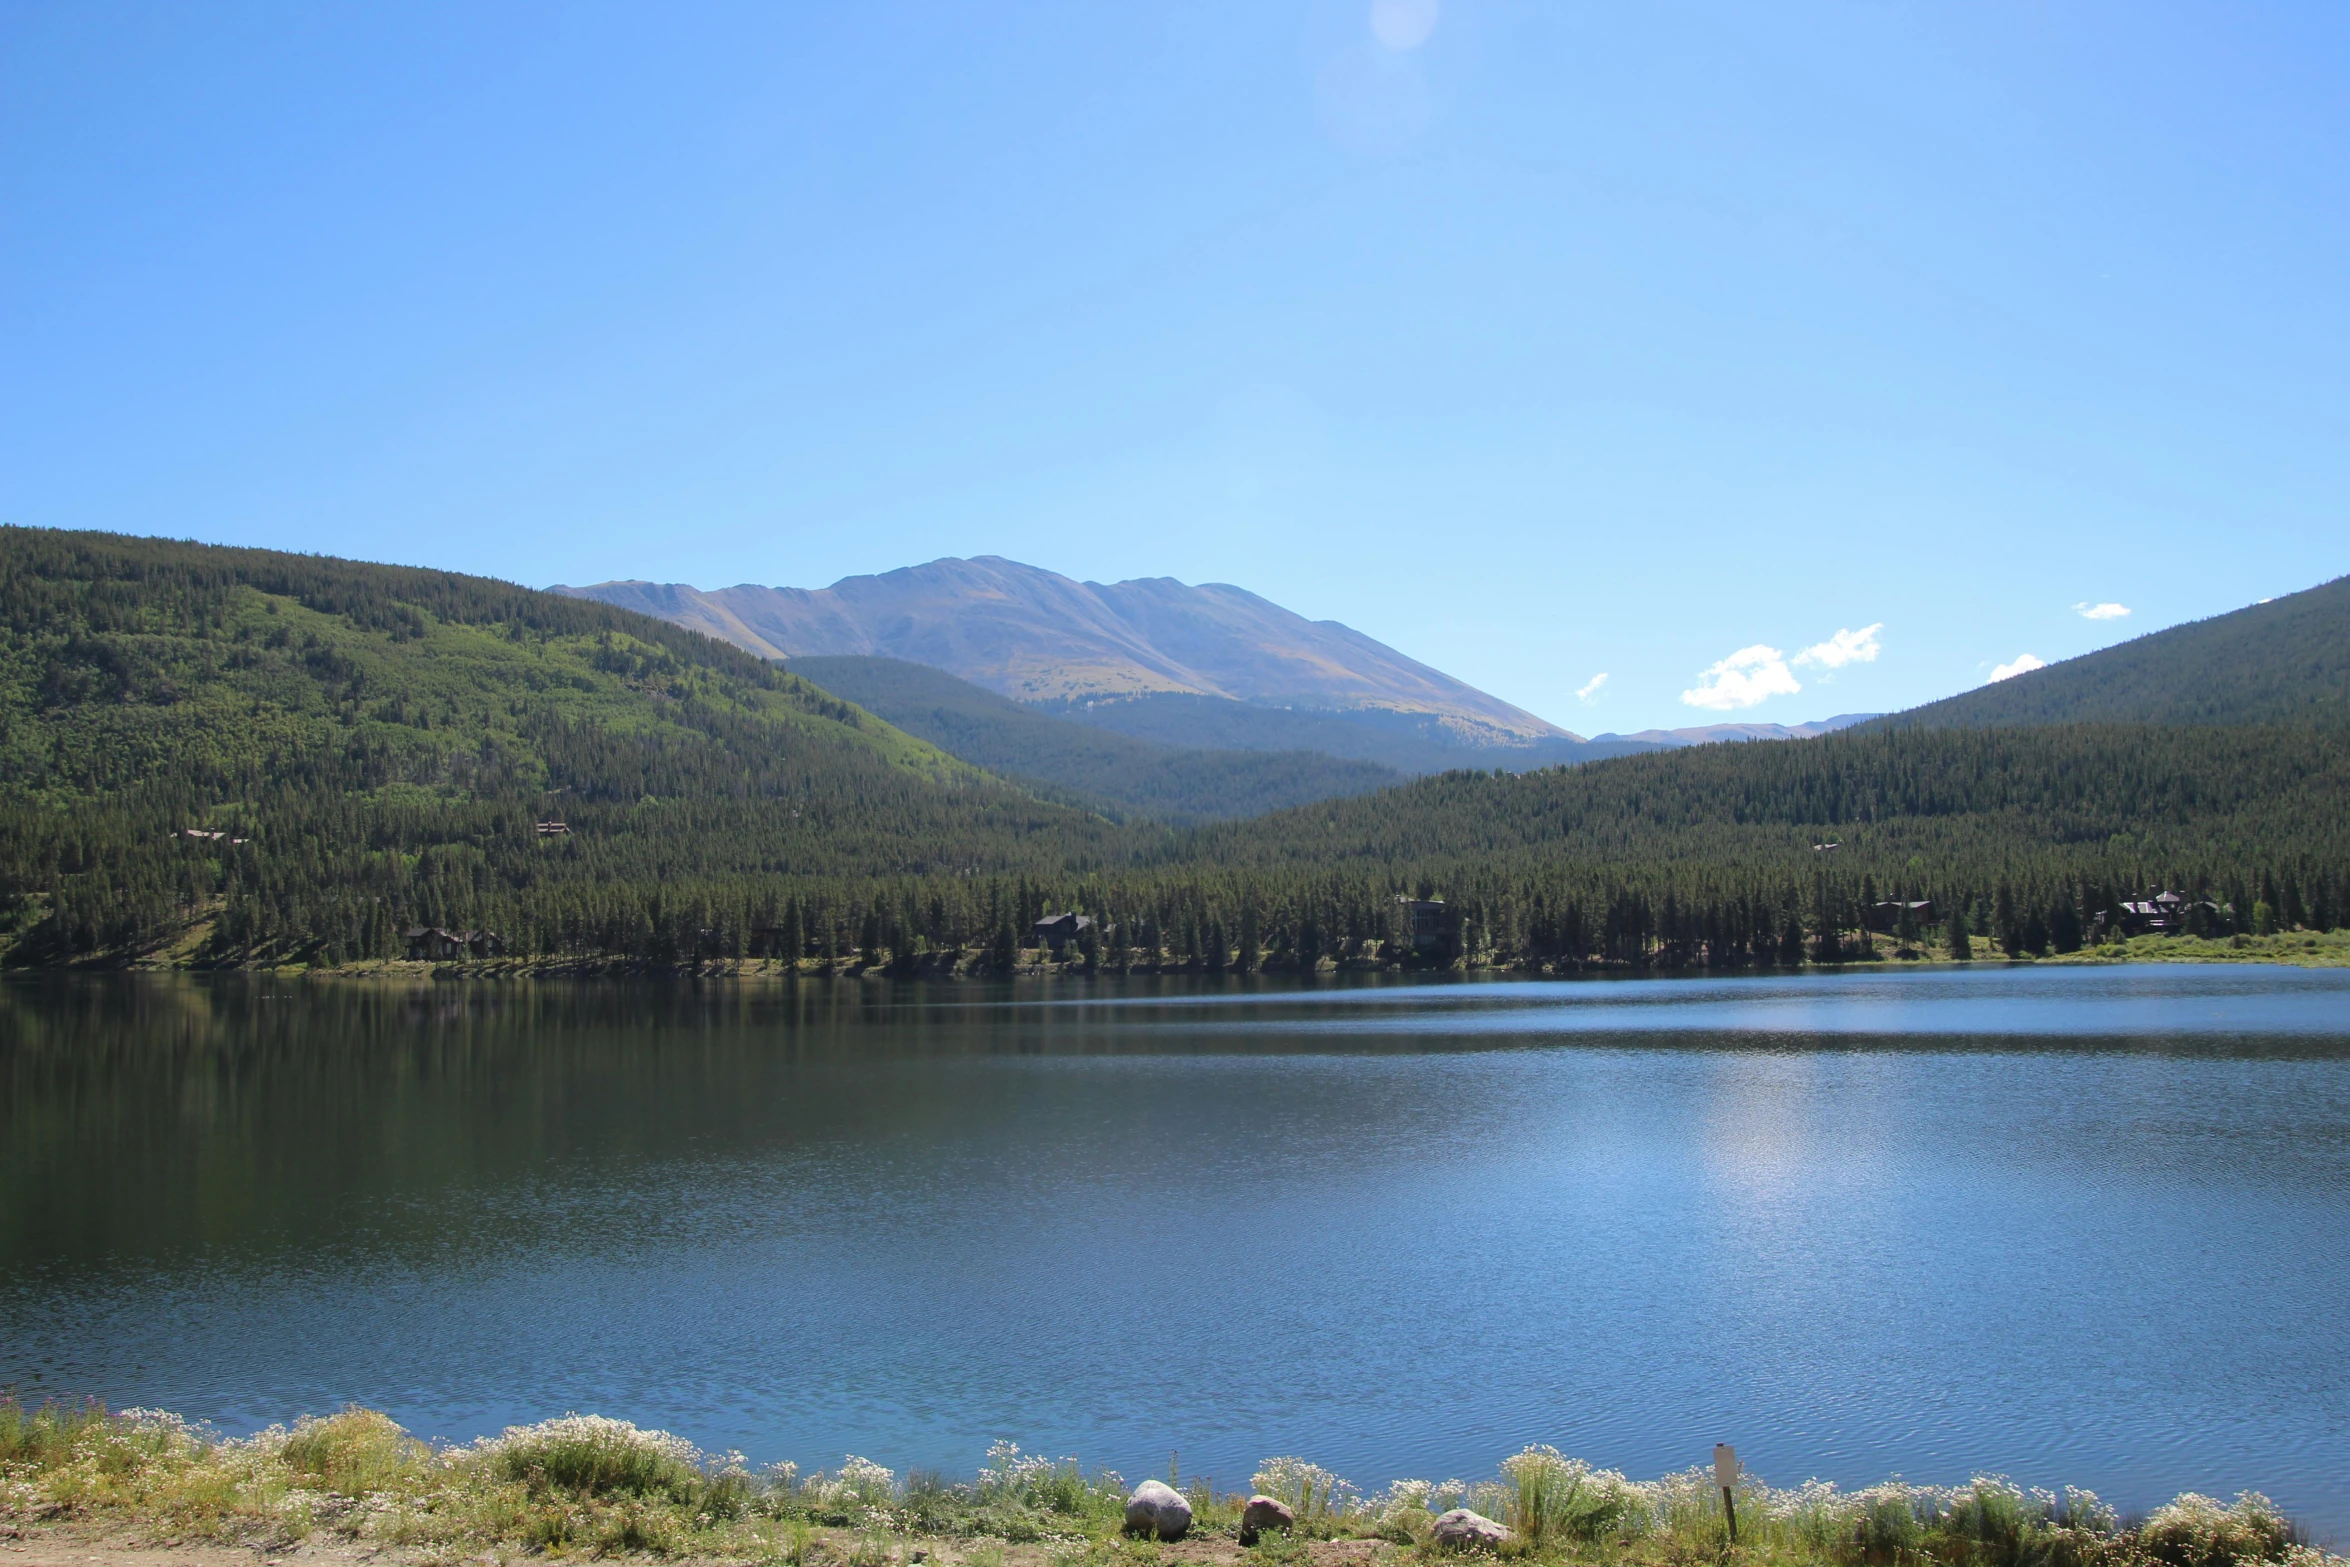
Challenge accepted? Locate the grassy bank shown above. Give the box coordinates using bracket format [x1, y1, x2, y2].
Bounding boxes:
[1, 1404, 2338, 1567]
[21, 920, 2350, 979]
[2043, 930, 2350, 968]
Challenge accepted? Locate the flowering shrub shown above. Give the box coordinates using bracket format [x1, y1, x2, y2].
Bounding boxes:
[977, 1442, 1101, 1517]
[277, 1409, 428, 1497]
[1250, 1457, 1358, 1529]
[1499, 1445, 1641, 1546]
[2140, 1493, 2294, 1567]
[2, 1399, 2344, 1567]
[473, 1414, 708, 1503]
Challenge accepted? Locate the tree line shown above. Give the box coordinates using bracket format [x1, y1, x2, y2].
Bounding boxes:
[2, 527, 2345, 972]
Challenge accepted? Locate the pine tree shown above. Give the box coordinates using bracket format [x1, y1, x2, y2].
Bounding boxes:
[1778, 911, 1807, 967]
[1995, 881, 2022, 957]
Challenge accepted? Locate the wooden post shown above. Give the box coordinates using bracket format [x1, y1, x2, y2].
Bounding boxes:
[1714, 1445, 1739, 1545]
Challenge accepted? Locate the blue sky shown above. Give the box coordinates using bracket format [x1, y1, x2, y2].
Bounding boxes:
[4, 1, 2344, 732]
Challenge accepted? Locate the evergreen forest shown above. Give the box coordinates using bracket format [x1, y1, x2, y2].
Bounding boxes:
[786, 654, 1400, 823]
[3, 527, 2345, 973]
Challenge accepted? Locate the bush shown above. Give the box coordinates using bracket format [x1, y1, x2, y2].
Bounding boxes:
[1500, 1445, 1639, 1547]
[278, 1408, 428, 1496]
[2139, 1494, 2293, 1567]
[1251, 1457, 1355, 1532]
[0, 1398, 112, 1468]
[474, 1414, 708, 1503]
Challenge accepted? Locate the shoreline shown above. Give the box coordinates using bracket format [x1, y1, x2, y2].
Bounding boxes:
[1, 1405, 2340, 1567]
[8, 928, 2345, 981]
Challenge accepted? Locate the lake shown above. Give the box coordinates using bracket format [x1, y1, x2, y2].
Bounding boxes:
[3, 965, 2346, 1537]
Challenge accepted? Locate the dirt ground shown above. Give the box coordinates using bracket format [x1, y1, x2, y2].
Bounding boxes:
[0, 1525, 378, 1567]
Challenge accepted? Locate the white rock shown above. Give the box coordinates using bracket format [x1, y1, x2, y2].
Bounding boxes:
[1125, 1479, 1193, 1541]
[1432, 1508, 1514, 1551]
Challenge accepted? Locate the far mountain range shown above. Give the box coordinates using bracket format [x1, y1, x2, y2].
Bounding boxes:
[553, 557, 1871, 779]
[557, 556, 2350, 820]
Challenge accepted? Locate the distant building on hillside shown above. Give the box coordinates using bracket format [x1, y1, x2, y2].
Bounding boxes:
[1398, 898, 1449, 951]
[403, 927, 507, 961]
[1864, 900, 1935, 932]
[1031, 911, 1095, 952]
[2105, 891, 2225, 937]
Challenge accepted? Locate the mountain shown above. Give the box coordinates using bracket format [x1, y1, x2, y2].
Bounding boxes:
[787, 655, 1399, 823]
[1875, 574, 2350, 730]
[1593, 714, 1879, 746]
[0, 527, 1124, 965]
[552, 556, 1573, 746]
[7, 530, 2342, 973]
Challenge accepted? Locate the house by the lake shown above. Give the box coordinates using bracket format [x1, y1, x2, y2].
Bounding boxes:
[1031, 911, 1095, 953]
[402, 927, 508, 961]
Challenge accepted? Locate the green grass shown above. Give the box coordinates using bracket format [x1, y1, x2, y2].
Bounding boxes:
[1, 1402, 2338, 1567]
[2046, 930, 2350, 968]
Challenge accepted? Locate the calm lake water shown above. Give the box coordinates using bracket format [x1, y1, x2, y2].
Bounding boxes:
[4, 966, 2347, 1537]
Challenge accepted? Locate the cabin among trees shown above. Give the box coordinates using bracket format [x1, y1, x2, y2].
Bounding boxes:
[402, 927, 508, 961]
[1031, 911, 1095, 953]
[2099, 891, 2230, 938]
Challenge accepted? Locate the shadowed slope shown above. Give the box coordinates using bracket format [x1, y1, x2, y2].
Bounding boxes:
[789, 654, 1400, 823]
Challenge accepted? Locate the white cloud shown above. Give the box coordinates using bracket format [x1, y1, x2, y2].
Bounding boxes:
[1989, 653, 2046, 683]
[1794, 623, 1883, 670]
[1575, 672, 1608, 702]
[2074, 602, 2130, 620]
[1681, 645, 1801, 711]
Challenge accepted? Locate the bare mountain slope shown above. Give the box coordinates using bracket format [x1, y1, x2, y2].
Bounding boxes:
[555, 556, 1574, 744]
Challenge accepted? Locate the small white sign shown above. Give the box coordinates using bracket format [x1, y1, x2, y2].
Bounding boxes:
[1714, 1444, 1737, 1489]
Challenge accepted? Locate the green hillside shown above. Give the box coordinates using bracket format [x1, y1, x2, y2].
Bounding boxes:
[0, 528, 1128, 964]
[1192, 724, 2349, 874]
[1, 528, 2342, 974]
[1875, 573, 2350, 729]
[789, 654, 1399, 822]
[1041, 690, 1662, 773]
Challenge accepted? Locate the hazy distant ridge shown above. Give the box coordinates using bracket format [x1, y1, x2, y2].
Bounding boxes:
[554, 556, 1574, 745]
[1594, 714, 1879, 746]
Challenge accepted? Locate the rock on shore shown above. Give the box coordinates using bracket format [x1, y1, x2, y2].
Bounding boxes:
[1239, 1495, 1295, 1544]
[1125, 1479, 1193, 1540]
[1431, 1508, 1514, 1550]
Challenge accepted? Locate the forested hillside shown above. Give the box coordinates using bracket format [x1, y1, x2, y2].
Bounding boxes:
[1044, 690, 1660, 774]
[3, 529, 2344, 975]
[1140, 723, 2350, 969]
[0, 528, 1128, 964]
[789, 655, 1398, 822]
[1875, 573, 2350, 729]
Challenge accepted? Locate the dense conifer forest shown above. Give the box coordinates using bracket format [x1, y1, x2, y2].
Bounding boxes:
[2, 527, 2344, 973]
[787, 654, 1400, 823]
[1870, 573, 2350, 729]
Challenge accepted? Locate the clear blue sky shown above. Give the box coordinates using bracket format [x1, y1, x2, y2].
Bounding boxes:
[5, 2, 2344, 732]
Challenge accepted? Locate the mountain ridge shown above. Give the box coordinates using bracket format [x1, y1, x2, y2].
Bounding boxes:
[4, 528, 2344, 972]
[553, 556, 1576, 745]
[1871, 574, 2350, 730]
[1594, 714, 1879, 746]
